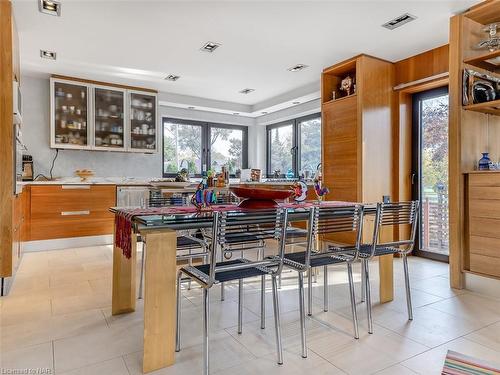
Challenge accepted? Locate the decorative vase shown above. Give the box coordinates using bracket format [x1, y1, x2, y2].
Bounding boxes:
[478, 152, 491, 170]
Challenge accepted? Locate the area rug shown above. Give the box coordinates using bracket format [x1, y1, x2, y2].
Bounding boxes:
[442, 350, 500, 374]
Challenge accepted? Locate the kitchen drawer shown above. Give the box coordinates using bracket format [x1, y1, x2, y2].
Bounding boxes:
[31, 185, 116, 216]
[469, 187, 500, 200]
[29, 184, 116, 240]
[30, 210, 114, 240]
[470, 253, 500, 278]
[469, 199, 500, 219]
[470, 235, 500, 258]
[468, 174, 500, 187]
[469, 217, 500, 239]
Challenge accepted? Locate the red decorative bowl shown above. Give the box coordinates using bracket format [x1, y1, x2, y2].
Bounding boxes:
[230, 186, 293, 209]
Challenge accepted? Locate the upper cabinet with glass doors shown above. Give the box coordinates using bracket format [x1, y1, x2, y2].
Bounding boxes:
[51, 79, 91, 149]
[50, 77, 157, 153]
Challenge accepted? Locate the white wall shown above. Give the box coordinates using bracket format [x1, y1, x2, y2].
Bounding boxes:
[21, 75, 259, 178]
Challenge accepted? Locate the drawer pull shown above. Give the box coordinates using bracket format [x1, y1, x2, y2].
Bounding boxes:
[61, 210, 90, 216]
[61, 185, 91, 190]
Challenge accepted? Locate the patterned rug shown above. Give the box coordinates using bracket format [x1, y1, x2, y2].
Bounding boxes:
[443, 350, 500, 374]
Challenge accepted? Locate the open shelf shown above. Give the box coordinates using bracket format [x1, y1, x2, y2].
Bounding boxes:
[322, 58, 357, 104]
[322, 94, 357, 107]
[463, 98, 500, 115]
[464, 50, 500, 73]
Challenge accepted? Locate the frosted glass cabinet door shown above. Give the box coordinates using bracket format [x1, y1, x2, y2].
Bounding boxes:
[129, 92, 157, 152]
[94, 87, 126, 151]
[51, 80, 91, 149]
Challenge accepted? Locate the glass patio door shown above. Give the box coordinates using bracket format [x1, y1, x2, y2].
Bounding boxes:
[412, 86, 449, 261]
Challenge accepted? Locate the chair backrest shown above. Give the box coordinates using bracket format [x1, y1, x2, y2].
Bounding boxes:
[368, 201, 419, 257]
[304, 204, 364, 267]
[206, 208, 289, 287]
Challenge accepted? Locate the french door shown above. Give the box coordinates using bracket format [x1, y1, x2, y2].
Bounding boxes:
[412, 86, 449, 262]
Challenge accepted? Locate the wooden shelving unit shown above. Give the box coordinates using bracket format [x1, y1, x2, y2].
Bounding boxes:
[449, 0, 500, 288]
[463, 99, 500, 115]
[464, 49, 500, 72]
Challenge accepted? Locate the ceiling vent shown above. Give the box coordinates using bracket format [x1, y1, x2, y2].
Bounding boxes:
[239, 88, 255, 94]
[287, 64, 308, 72]
[164, 74, 180, 81]
[38, 0, 61, 16]
[40, 50, 57, 60]
[200, 42, 221, 53]
[382, 13, 417, 30]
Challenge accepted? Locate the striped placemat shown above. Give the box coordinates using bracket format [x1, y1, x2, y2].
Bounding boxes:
[442, 350, 500, 374]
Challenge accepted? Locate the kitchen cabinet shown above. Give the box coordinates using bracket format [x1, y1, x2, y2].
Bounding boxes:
[51, 79, 91, 149]
[30, 185, 116, 240]
[50, 77, 157, 153]
[129, 91, 157, 152]
[93, 86, 127, 151]
[465, 172, 500, 278]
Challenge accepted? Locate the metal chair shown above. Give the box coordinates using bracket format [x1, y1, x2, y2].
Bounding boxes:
[360, 201, 419, 334]
[138, 194, 209, 299]
[283, 204, 364, 358]
[176, 208, 289, 375]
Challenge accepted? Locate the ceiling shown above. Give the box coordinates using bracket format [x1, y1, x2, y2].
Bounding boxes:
[14, 0, 477, 110]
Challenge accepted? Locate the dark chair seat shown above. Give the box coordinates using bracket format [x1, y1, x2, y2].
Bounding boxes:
[359, 244, 398, 257]
[284, 251, 345, 268]
[192, 259, 269, 283]
[177, 236, 204, 248]
[224, 232, 266, 244]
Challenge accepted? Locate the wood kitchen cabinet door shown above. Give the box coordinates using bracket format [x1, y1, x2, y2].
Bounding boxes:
[30, 185, 116, 240]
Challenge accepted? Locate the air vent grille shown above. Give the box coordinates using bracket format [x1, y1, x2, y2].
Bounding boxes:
[382, 13, 417, 30]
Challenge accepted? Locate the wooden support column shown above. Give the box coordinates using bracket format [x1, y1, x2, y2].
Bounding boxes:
[112, 230, 137, 315]
[141, 228, 177, 373]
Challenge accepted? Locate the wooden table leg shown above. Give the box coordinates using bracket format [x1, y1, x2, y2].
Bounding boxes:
[112, 230, 137, 315]
[379, 254, 394, 303]
[141, 228, 177, 373]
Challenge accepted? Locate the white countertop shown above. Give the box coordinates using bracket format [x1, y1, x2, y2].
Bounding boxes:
[22, 177, 313, 186]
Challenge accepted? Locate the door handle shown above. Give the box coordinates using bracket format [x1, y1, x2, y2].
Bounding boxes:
[62, 185, 91, 190]
[411, 173, 416, 185]
[61, 210, 90, 216]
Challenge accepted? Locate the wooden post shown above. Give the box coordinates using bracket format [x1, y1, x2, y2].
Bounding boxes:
[112, 230, 137, 315]
[141, 228, 177, 373]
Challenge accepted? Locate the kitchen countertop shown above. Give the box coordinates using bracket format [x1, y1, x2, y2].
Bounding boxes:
[21, 177, 314, 186]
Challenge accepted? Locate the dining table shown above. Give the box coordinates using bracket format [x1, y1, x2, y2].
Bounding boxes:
[110, 201, 395, 373]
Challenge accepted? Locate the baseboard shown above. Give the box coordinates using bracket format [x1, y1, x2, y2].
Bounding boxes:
[465, 272, 500, 300]
[23, 235, 113, 252]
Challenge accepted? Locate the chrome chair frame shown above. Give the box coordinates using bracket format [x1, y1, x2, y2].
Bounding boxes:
[175, 208, 289, 375]
[360, 201, 419, 334]
[283, 205, 364, 358]
[137, 195, 209, 299]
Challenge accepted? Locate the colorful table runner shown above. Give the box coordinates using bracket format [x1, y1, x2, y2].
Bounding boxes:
[442, 350, 500, 374]
[113, 201, 352, 258]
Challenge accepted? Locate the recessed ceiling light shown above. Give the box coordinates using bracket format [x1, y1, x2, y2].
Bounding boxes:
[40, 49, 56, 60]
[292, 101, 300, 105]
[164, 74, 180, 81]
[239, 88, 255, 94]
[38, 0, 61, 16]
[261, 111, 268, 115]
[187, 106, 196, 110]
[233, 112, 240, 115]
[382, 13, 417, 30]
[287, 64, 308, 72]
[200, 41, 221, 53]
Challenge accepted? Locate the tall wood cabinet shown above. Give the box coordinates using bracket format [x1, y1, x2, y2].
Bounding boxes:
[449, 1, 500, 286]
[321, 54, 394, 205]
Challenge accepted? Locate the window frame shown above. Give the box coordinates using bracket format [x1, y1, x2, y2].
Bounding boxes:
[162, 117, 248, 178]
[266, 113, 321, 178]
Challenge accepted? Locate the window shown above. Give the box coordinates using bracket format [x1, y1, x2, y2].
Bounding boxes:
[163, 118, 248, 177]
[266, 113, 321, 178]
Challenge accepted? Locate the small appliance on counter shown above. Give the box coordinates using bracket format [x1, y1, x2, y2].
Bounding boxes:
[22, 154, 34, 181]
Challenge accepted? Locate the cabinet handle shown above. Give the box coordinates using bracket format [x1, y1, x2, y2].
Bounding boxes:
[61, 210, 90, 216]
[61, 185, 91, 190]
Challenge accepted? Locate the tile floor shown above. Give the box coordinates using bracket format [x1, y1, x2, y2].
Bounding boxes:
[2, 245, 500, 374]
